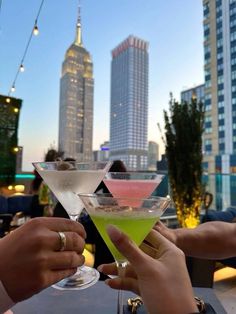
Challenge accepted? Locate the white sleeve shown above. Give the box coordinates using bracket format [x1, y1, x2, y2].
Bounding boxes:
[0, 281, 15, 314]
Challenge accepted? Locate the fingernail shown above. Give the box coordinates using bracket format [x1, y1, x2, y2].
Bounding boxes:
[97, 265, 103, 272]
[106, 225, 122, 242]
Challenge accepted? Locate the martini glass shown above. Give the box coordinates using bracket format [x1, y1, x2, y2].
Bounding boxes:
[33, 160, 112, 290]
[104, 172, 164, 207]
[79, 193, 170, 314]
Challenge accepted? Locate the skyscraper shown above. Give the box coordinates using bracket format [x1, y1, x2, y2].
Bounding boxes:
[148, 141, 159, 171]
[109, 35, 149, 170]
[203, 0, 236, 173]
[58, 6, 93, 161]
[181, 84, 205, 104]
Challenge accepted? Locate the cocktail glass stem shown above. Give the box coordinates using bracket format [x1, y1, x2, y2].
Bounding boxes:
[116, 261, 127, 314]
[69, 213, 83, 276]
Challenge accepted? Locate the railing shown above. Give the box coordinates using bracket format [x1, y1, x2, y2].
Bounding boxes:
[154, 172, 236, 212]
[202, 174, 236, 211]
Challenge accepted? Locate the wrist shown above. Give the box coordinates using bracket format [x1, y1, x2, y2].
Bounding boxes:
[174, 228, 186, 251]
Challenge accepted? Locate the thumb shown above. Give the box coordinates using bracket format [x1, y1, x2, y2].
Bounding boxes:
[107, 225, 146, 268]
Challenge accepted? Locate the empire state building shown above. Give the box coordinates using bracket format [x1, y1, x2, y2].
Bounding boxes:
[58, 7, 93, 161]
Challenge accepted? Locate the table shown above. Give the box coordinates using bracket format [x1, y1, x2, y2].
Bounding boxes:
[12, 281, 227, 313]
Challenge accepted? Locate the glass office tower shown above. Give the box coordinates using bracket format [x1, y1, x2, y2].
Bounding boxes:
[181, 84, 205, 104]
[202, 0, 236, 208]
[203, 0, 236, 173]
[58, 7, 93, 162]
[110, 35, 149, 170]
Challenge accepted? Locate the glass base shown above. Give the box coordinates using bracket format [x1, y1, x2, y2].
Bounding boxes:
[52, 266, 100, 290]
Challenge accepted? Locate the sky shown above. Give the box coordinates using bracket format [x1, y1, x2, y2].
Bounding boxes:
[0, 0, 204, 171]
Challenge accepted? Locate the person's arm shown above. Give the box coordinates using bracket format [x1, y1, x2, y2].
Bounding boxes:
[155, 221, 236, 259]
[99, 226, 198, 314]
[0, 217, 86, 305]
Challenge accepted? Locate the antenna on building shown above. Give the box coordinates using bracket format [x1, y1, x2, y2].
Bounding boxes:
[75, 0, 83, 46]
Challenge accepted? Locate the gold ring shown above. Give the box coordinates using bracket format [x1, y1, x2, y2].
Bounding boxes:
[58, 232, 66, 251]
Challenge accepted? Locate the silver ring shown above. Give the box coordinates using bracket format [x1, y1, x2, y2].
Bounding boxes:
[58, 232, 66, 251]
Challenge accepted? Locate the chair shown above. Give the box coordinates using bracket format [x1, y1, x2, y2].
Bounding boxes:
[201, 206, 236, 269]
[7, 195, 33, 215]
[0, 214, 13, 237]
[201, 207, 236, 223]
[0, 195, 8, 214]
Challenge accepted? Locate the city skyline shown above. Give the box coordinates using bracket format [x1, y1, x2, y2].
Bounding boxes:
[0, 0, 204, 171]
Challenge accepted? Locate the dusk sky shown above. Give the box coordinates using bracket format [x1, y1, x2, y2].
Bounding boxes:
[0, 0, 204, 171]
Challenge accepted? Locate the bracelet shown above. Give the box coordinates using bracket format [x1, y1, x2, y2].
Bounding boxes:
[194, 296, 206, 313]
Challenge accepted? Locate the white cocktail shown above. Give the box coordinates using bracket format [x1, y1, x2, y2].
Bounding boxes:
[33, 160, 112, 290]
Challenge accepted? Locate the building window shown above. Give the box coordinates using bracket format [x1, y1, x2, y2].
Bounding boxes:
[219, 125, 225, 131]
[218, 101, 224, 108]
[205, 127, 212, 134]
[217, 38, 223, 47]
[205, 104, 212, 111]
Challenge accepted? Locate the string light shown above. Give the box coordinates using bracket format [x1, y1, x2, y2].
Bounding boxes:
[7, 0, 45, 96]
[20, 64, 25, 72]
[33, 24, 39, 36]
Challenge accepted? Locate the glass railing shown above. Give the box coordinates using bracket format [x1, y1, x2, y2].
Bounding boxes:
[202, 174, 236, 211]
[153, 172, 236, 212]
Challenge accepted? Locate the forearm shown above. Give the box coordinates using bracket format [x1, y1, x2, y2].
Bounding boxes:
[175, 221, 236, 259]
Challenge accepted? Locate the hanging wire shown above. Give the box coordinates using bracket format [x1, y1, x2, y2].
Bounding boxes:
[8, 0, 45, 96]
[0, 0, 3, 29]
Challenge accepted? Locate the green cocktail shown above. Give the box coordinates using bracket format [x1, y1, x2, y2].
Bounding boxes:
[79, 194, 170, 263]
[79, 193, 170, 314]
[91, 212, 160, 262]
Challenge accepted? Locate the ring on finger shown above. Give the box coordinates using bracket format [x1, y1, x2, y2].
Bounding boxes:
[57, 231, 66, 252]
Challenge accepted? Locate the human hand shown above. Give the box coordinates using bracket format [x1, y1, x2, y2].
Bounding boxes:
[98, 225, 198, 314]
[153, 221, 178, 244]
[0, 217, 86, 302]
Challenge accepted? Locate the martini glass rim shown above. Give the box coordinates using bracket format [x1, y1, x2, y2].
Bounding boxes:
[78, 192, 170, 202]
[105, 171, 164, 176]
[32, 161, 112, 171]
[104, 172, 165, 180]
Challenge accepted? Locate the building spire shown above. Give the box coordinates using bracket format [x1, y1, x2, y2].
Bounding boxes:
[75, 1, 83, 46]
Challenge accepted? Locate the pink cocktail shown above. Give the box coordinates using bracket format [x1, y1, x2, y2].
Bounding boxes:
[104, 172, 164, 207]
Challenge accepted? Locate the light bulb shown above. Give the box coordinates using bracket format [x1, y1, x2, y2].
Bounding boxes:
[33, 25, 39, 36]
[20, 64, 25, 72]
[11, 85, 15, 92]
[6, 98, 11, 103]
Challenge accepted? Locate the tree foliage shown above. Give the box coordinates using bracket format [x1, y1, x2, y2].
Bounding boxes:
[164, 96, 205, 227]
